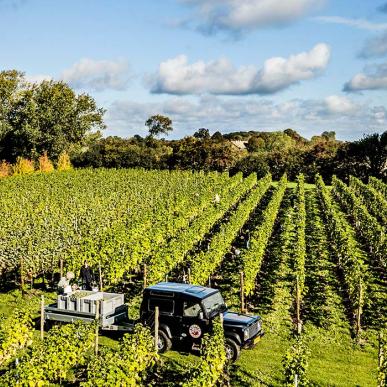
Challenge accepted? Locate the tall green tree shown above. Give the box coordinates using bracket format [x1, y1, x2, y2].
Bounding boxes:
[0, 73, 105, 162]
[145, 114, 173, 138]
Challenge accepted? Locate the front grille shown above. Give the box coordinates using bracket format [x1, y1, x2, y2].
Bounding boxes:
[248, 321, 260, 339]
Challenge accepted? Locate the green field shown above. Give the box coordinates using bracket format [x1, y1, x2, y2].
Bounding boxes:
[0, 169, 386, 386]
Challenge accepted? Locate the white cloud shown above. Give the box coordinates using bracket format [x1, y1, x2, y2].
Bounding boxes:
[359, 32, 387, 58]
[149, 43, 330, 95]
[25, 74, 52, 84]
[344, 63, 387, 92]
[61, 58, 131, 92]
[324, 95, 357, 114]
[107, 95, 384, 140]
[180, 0, 324, 35]
[314, 16, 387, 31]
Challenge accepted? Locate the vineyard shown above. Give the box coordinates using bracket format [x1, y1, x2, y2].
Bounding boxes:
[0, 168, 386, 386]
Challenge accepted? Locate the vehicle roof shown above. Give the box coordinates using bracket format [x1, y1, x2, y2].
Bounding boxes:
[146, 282, 219, 300]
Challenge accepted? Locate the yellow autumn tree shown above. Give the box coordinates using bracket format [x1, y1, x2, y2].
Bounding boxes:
[57, 151, 72, 171]
[0, 161, 11, 178]
[38, 152, 54, 172]
[13, 157, 35, 175]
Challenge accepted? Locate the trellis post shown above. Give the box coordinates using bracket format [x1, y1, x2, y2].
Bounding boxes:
[155, 306, 159, 352]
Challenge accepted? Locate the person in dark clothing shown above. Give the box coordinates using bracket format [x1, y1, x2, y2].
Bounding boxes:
[80, 260, 93, 290]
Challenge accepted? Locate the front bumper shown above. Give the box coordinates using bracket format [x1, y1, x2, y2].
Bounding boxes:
[243, 329, 265, 349]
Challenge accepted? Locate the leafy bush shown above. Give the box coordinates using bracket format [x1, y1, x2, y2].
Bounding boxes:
[38, 152, 54, 172]
[12, 157, 34, 175]
[57, 150, 72, 171]
[81, 324, 158, 386]
[0, 160, 11, 178]
[282, 337, 310, 386]
[181, 318, 227, 387]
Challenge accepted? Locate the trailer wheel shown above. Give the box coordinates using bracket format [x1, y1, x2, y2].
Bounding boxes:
[225, 338, 240, 362]
[157, 330, 172, 353]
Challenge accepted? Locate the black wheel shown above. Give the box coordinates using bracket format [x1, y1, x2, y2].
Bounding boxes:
[157, 330, 172, 353]
[225, 338, 240, 362]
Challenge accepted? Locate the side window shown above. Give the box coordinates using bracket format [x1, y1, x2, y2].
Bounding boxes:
[183, 301, 202, 317]
[148, 298, 174, 314]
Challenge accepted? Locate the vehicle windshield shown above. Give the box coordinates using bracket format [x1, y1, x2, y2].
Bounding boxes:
[202, 292, 226, 317]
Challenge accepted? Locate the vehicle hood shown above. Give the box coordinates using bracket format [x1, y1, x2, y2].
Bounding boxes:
[222, 311, 260, 328]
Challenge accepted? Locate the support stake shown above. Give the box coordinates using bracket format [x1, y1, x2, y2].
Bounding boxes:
[155, 306, 159, 352]
[98, 261, 103, 291]
[143, 264, 147, 289]
[296, 275, 301, 335]
[40, 295, 44, 340]
[60, 259, 63, 278]
[240, 271, 245, 313]
[95, 300, 100, 355]
[356, 281, 363, 337]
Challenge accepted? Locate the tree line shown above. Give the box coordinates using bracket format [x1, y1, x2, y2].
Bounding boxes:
[0, 70, 386, 182]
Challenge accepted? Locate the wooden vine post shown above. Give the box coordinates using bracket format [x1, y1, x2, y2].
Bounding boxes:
[143, 264, 147, 289]
[20, 256, 25, 294]
[296, 275, 301, 335]
[187, 268, 191, 284]
[40, 295, 45, 340]
[98, 261, 103, 291]
[95, 300, 100, 355]
[60, 259, 63, 278]
[240, 271, 245, 313]
[356, 280, 363, 337]
[154, 306, 159, 352]
[379, 331, 384, 369]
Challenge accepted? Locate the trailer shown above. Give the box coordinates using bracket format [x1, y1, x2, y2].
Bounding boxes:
[44, 290, 135, 332]
[44, 283, 264, 361]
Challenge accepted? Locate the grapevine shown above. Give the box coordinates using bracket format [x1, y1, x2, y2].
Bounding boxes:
[180, 318, 226, 387]
[242, 174, 287, 296]
[190, 174, 272, 285]
[315, 175, 368, 325]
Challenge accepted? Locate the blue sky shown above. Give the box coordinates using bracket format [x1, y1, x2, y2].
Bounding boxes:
[1, 0, 387, 140]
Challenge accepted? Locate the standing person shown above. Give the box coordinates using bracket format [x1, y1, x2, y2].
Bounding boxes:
[80, 261, 93, 290]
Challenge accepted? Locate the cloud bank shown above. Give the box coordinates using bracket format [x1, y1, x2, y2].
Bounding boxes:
[359, 32, 387, 58]
[150, 43, 330, 95]
[107, 94, 383, 140]
[314, 16, 387, 31]
[344, 63, 387, 92]
[180, 0, 324, 35]
[61, 58, 131, 92]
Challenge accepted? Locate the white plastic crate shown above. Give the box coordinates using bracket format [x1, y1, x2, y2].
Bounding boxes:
[57, 291, 124, 317]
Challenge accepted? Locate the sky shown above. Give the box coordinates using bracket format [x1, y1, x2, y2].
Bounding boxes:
[1, 0, 387, 140]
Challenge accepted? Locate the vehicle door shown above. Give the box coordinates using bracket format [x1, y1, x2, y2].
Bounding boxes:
[147, 296, 175, 335]
[180, 299, 207, 347]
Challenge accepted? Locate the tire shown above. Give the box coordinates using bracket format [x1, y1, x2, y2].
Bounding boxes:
[157, 330, 172, 353]
[225, 338, 241, 362]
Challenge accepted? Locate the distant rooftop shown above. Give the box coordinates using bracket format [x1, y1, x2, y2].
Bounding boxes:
[146, 282, 218, 299]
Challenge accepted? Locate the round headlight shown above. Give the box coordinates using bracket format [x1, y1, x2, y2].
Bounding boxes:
[244, 329, 249, 340]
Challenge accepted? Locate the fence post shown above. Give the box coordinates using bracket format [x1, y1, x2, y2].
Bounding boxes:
[155, 306, 159, 352]
[40, 295, 44, 340]
[188, 268, 191, 284]
[95, 300, 100, 355]
[143, 264, 147, 289]
[60, 259, 63, 278]
[240, 271, 245, 313]
[98, 261, 103, 291]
